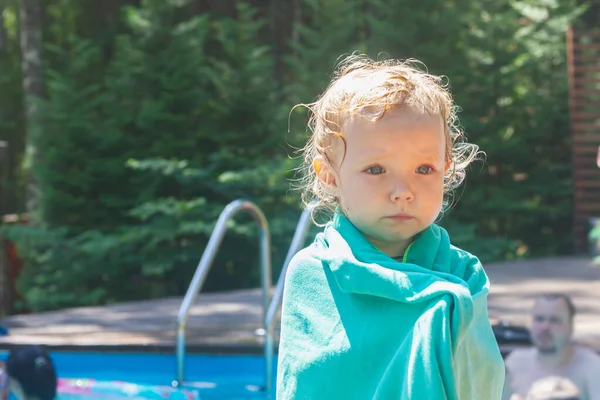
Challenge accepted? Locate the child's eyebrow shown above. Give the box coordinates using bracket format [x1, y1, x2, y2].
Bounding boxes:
[420, 154, 444, 162]
[353, 141, 444, 160]
[353, 148, 389, 164]
[408, 145, 445, 159]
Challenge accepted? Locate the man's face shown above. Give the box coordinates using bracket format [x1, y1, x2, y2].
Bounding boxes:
[530, 297, 573, 355]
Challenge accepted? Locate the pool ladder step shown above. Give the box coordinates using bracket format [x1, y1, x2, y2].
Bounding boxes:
[175, 199, 313, 398]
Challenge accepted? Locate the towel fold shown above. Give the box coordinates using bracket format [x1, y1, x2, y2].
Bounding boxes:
[276, 213, 504, 399]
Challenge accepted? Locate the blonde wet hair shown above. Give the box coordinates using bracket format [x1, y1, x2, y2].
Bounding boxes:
[296, 53, 480, 219]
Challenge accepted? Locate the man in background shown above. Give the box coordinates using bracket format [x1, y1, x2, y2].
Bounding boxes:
[0, 345, 57, 400]
[503, 293, 600, 400]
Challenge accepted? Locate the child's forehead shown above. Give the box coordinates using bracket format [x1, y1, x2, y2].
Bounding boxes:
[337, 111, 444, 156]
[342, 109, 444, 138]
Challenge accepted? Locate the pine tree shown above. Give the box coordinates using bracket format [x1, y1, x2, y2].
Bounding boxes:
[9, 1, 297, 310]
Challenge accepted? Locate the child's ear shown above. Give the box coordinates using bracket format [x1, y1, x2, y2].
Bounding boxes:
[313, 156, 338, 191]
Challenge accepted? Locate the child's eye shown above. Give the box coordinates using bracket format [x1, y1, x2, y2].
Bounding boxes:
[416, 165, 434, 175]
[365, 166, 385, 175]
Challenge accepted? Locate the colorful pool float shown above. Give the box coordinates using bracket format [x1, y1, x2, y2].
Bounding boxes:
[58, 378, 199, 400]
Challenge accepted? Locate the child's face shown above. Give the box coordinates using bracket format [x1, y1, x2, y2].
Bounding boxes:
[322, 108, 446, 257]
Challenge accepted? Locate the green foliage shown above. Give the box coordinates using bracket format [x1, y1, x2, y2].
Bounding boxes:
[588, 218, 600, 264]
[286, 0, 583, 261]
[0, 0, 590, 311]
[442, 0, 585, 259]
[0, 0, 26, 214]
[4, 225, 108, 310]
[6, 1, 300, 311]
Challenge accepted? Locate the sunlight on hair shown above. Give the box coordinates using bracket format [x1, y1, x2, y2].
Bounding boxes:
[292, 53, 481, 223]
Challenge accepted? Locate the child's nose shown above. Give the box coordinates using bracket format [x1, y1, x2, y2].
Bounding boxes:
[390, 181, 414, 202]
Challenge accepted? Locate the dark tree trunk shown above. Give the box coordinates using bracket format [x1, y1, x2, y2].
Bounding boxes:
[18, 0, 45, 215]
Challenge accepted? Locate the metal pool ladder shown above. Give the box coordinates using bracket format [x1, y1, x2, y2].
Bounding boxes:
[174, 199, 314, 395]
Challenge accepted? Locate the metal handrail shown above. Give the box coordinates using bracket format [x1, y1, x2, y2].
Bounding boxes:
[264, 205, 313, 369]
[175, 199, 272, 390]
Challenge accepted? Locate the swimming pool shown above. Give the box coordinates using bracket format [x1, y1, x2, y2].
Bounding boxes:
[0, 350, 276, 399]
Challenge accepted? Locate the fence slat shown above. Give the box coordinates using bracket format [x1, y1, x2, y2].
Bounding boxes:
[569, 27, 600, 252]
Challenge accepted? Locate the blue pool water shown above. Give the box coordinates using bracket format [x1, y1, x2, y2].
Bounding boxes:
[0, 351, 277, 399]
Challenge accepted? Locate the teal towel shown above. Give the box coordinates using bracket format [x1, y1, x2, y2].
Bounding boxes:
[276, 213, 505, 399]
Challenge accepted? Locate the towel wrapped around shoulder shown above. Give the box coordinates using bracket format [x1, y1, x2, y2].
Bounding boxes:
[276, 213, 505, 400]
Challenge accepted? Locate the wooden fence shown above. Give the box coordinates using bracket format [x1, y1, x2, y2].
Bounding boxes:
[567, 26, 600, 252]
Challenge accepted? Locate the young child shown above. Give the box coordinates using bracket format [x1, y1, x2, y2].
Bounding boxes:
[276, 54, 505, 399]
[2, 346, 57, 400]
